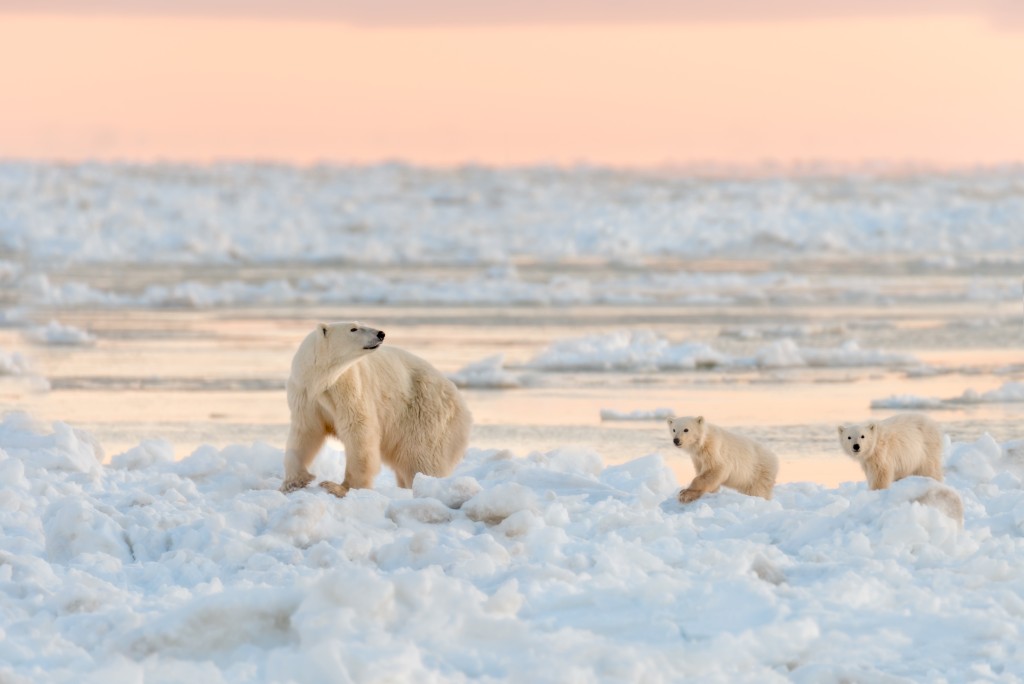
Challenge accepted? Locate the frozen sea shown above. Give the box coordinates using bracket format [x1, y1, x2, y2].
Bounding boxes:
[0, 163, 1022, 682]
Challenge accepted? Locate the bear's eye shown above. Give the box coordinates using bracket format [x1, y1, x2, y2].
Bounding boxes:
[848, 436, 852, 440]
[350, 327, 357, 332]
[860, 435, 865, 439]
[683, 428, 688, 433]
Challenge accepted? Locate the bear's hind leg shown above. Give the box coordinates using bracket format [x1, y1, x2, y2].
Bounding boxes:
[750, 458, 778, 499]
[749, 479, 775, 500]
[914, 459, 944, 482]
[382, 448, 421, 489]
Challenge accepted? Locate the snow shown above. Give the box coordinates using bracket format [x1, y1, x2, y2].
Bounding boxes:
[24, 319, 96, 346]
[600, 408, 676, 421]
[448, 355, 524, 389]
[526, 331, 920, 372]
[872, 382, 1024, 410]
[526, 331, 728, 371]
[870, 395, 948, 410]
[0, 347, 32, 376]
[957, 382, 1024, 404]
[1, 413, 1022, 682]
[0, 347, 50, 392]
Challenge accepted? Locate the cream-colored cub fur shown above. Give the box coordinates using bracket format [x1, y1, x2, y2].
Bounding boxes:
[837, 413, 943, 490]
[280, 321, 472, 497]
[668, 416, 778, 503]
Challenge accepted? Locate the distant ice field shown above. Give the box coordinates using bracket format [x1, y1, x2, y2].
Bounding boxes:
[3, 163, 1024, 267]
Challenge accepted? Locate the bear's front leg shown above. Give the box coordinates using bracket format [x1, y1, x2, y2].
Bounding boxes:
[319, 432, 382, 498]
[866, 460, 894, 490]
[282, 472, 316, 493]
[319, 481, 349, 497]
[281, 422, 327, 493]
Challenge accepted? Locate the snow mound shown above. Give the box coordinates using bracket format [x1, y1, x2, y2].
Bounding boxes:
[448, 354, 524, 389]
[0, 348, 50, 392]
[956, 381, 1024, 404]
[0, 348, 32, 376]
[24, 320, 96, 346]
[872, 381, 1024, 410]
[870, 395, 948, 410]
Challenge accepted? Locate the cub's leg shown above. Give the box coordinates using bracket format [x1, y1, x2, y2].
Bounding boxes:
[679, 467, 728, 503]
[865, 460, 894, 490]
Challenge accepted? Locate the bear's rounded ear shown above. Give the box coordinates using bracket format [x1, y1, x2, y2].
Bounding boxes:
[666, 418, 675, 426]
[868, 423, 876, 432]
[696, 416, 704, 425]
[318, 323, 329, 338]
[837, 425, 846, 435]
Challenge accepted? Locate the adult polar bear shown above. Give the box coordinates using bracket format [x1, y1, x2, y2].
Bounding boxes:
[280, 321, 472, 496]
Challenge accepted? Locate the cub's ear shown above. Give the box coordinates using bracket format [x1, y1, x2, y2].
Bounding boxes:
[318, 323, 329, 338]
[837, 425, 846, 435]
[696, 416, 704, 425]
[867, 423, 876, 432]
[666, 418, 675, 427]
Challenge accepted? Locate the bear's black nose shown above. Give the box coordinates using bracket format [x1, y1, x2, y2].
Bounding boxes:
[673, 438, 680, 446]
[377, 331, 385, 340]
[852, 443, 860, 452]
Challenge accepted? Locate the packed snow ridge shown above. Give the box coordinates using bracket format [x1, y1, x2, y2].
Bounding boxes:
[1, 412, 1023, 682]
[524, 331, 919, 372]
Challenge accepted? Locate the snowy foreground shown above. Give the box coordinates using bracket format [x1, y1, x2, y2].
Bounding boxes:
[1, 413, 1022, 683]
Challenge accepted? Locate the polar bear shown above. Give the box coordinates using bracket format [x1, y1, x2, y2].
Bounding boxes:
[837, 413, 943, 490]
[280, 321, 472, 497]
[667, 416, 778, 503]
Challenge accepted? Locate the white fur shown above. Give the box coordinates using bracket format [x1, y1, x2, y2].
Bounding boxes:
[281, 321, 472, 496]
[838, 413, 943, 490]
[668, 416, 778, 502]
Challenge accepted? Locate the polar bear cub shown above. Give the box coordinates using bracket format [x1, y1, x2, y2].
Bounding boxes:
[837, 413, 943, 490]
[280, 321, 472, 497]
[668, 416, 779, 503]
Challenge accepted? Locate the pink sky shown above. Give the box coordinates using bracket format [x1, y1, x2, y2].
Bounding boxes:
[1, 7, 1022, 167]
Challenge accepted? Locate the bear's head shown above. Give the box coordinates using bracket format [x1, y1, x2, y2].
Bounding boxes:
[837, 423, 876, 460]
[291, 321, 386, 393]
[316, 321, 385, 356]
[667, 416, 706, 450]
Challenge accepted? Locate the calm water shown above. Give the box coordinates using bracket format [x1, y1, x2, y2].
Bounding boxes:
[2, 289, 1021, 488]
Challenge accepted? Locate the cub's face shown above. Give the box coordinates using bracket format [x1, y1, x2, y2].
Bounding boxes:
[667, 416, 705, 449]
[838, 423, 876, 459]
[318, 321, 385, 359]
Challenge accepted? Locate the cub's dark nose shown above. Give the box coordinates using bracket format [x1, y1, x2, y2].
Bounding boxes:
[377, 331, 385, 340]
[852, 443, 860, 452]
[673, 438, 680, 446]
